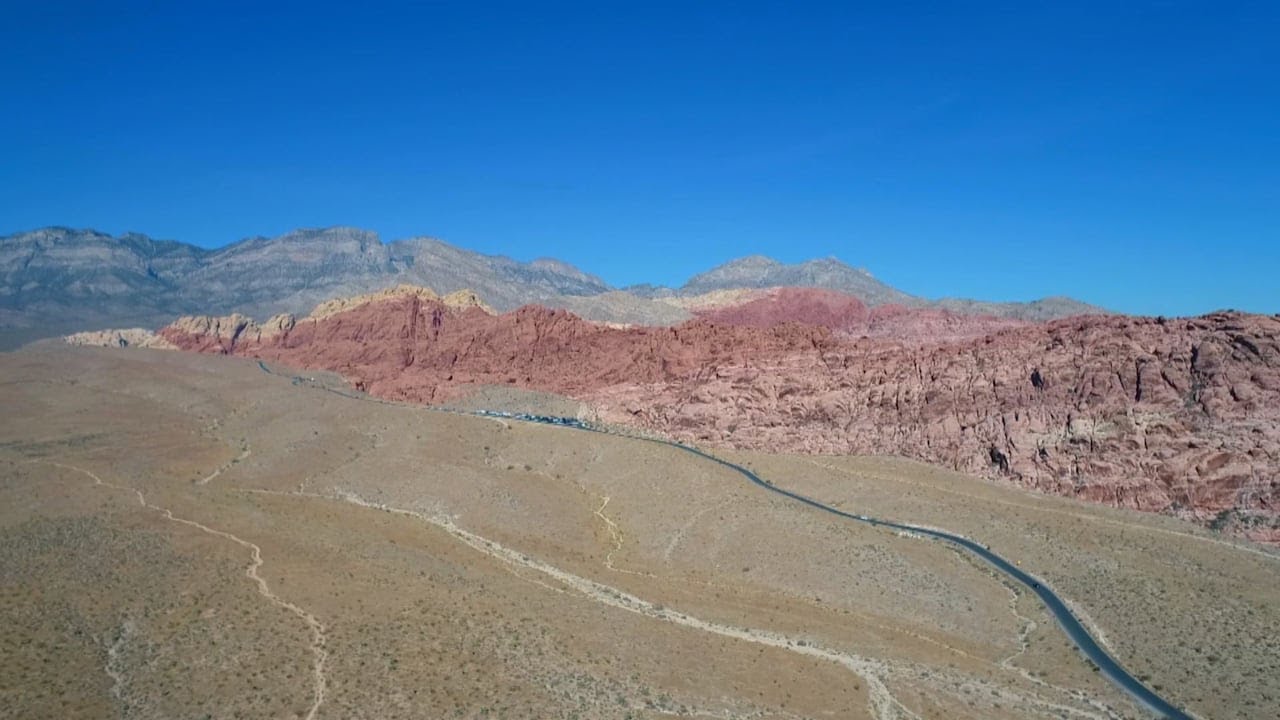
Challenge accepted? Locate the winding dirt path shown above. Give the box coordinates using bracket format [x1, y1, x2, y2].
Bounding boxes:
[662, 497, 733, 562]
[247, 486, 923, 720]
[592, 495, 656, 578]
[197, 446, 251, 485]
[42, 461, 329, 720]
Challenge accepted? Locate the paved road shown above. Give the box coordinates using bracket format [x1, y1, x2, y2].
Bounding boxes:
[258, 361, 1194, 719]
[665, 442, 1193, 720]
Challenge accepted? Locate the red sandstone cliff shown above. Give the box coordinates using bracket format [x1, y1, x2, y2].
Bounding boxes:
[160, 292, 1280, 543]
[695, 287, 872, 329]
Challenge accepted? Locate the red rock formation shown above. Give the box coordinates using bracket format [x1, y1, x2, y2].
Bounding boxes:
[694, 287, 871, 329]
[161, 295, 830, 399]
[596, 312, 1280, 542]
[161, 295, 1280, 543]
[694, 287, 1030, 343]
[862, 304, 1029, 343]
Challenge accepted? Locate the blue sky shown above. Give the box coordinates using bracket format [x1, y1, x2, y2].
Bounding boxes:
[1, 1, 1276, 315]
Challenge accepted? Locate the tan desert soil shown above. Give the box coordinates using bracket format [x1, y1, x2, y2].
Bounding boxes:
[2, 344, 1278, 718]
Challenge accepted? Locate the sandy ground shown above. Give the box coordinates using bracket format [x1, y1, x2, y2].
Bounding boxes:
[1, 343, 1275, 719]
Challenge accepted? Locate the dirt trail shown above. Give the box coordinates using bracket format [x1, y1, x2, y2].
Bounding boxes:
[663, 497, 733, 562]
[103, 620, 133, 704]
[593, 495, 654, 578]
[43, 461, 329, 720]
[372, 487, 1131, 719]
[252, 486, 921, 720]
[234, 476, 1116, 719]
[197, 446, 251, 485]
[992, 584, 1117, 720]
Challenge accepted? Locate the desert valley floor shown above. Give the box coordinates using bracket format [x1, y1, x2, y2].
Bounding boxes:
[2, 344, 1278, 719]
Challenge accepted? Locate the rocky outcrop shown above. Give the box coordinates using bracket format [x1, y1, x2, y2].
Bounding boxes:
[694, 287, 872, 329]
[308, 284, 494, 320]
[596, 313, 1280, 542]
[160, 292, 1280, 543]
[860, 304, 1030, 344]
[657, 288, 771, 312]
[161, 313, 281, 354]
[540, 291, 691, 328]
[63, 328, 176, 349]
[931, 296, 1110, 323]
[163, 294, 827, 398]
[162, 285, 492, 355]
[688, 288, 1031, 343]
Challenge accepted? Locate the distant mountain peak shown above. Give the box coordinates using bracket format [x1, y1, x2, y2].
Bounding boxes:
[273, 226, 381, 243]
[680, 253, 912, 306]
[530, 257, 582, 272]
[722, 254, 782, 268]
[10, 226, 111, 242]
[0, 224, 1109, 349]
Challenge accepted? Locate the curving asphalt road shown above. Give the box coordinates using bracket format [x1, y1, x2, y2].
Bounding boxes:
[663, 442, 1193, 720]
[257, 361, 1193, 719]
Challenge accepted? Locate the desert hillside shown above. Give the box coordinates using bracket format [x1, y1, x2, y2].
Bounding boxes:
[4, 343, 1278, 719]
[155, 287, 1280, 543]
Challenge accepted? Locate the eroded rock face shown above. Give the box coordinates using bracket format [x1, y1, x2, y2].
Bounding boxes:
[694, 287, 872, 329]
[63, 328, 176, 349]
[596, 313, 1280, 542]
[162, 313, 285, 353]
[308, 283, 494, 320]
[160, 296, 1280, 543]
[164, 296, 830, 399]
[861, 304, 1031, 344]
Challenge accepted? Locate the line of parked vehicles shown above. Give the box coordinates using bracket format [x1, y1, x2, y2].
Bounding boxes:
[475, 409, 586, 428]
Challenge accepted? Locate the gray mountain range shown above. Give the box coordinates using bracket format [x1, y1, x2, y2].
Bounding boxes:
[627, 255, 916, 305]
[0, 226, 1104, 349]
